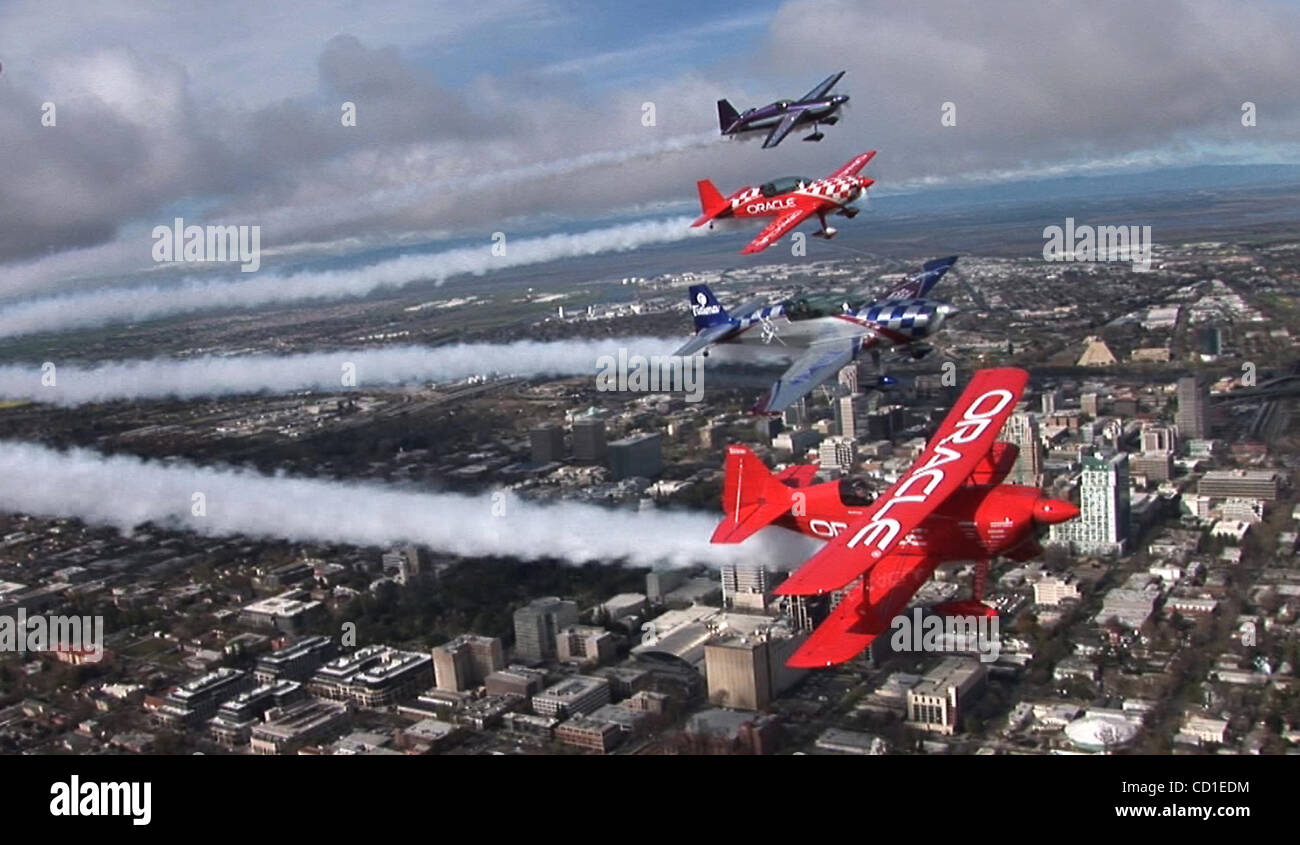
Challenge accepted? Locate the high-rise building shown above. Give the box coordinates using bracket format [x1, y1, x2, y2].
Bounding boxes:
[838, 393, 874, 440]
[704, 631, 807, 711]
[512, 597, 579, 663]
[906, 657, 987, 735]
[1175, 376, 1209, 440]
[1002, 412, 1042, 487]
[837, 364, 859, 395]
[556, 626, 617, 666]
[1041, 389, 1061, 415]
[1140, 424, 1176, 454]
[782, 397, 808, 428]
[608, 432, 663, 479]
[818, 436, 856, 475]
[720, 562, 770, 611]
[529, 423, 565, 464]
[1080, 392, 1100, 417]
[572, 418, 607, 463]
[1047, 453, 1130, 555]
[432, 634, 505, 692]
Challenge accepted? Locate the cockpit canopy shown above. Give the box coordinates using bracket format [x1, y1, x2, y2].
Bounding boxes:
[838, 476, 877, 507]
[758, 176, 808, 197]
[781, 293, 851, 321]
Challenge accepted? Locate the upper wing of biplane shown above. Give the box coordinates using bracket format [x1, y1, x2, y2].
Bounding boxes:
[774, 367, 1029, 597]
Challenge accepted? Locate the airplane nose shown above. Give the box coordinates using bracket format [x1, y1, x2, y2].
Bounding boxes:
[860, 177, 874, 189]
[1034, 497, 1079, 525]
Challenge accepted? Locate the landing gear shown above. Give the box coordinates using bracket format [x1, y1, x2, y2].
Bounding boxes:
[812, 212, 836, 239]
[841, 206, 859, 219]
[803, 131, 825, 142]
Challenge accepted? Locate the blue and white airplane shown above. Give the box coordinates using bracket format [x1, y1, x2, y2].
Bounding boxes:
[673, 256, 959, 414]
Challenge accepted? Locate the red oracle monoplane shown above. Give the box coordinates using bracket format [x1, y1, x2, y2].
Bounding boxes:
[710, 367, 1080, 668]
[692, 151, 876, 254]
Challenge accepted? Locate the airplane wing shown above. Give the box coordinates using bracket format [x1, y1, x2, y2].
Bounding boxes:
[775, 367, 1029, 595]
[740, 204, 817, 254]
[761, 111, 802, 149]
[826, 150, 877, 180]
[799, 70, 846, 103]
[751, 338, 858, 414]
[786, 552, 942, 667]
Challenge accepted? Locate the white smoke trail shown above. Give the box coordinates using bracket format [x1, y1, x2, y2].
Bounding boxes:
[256, 132, 721, 235]
[0, 216, 703, 339]
[0, 337, 679, 406]
[0, 440, 817, 568]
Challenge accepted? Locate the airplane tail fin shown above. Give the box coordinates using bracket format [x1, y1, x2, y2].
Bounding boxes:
[717, 99, 741, 133]
[692, 179, 729, 227]
[712, 445, 794, 544]
[885, 255, 959, 300]
[688, 284, 731, 330]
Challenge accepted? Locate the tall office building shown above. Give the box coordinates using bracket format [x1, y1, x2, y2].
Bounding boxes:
[720, 562, 771, 611]
[608, 432, 663, 479]
[837, 393, 874, 440]
[512, 597, 579, 663]
[1140, 424, 1177, 455]
[432, 634, 505, 692]
[819, 436, 857, 474]
[1175, 376, 1209, 440]
[1002, 412, 1043, 487]
[704, 632, 807, 711]
[529, 423, 565, 464]
[1041, 389, 1061, 415]
[1080, 392, 1100, 417]
[1047, 453, 1130, 555]
[781, 397, 808, 428]
[572, 418, 608, 463]
[837, 364, 859, 395]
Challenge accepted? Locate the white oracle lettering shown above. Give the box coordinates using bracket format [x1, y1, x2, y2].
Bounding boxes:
[890, 467, 945, 500]
[808, 519, 847, 538]
[746, 198, 796, 214]
[916, 442, 963, 473]
[964, 388, 1014, 419]
[846, 518, 900, 552]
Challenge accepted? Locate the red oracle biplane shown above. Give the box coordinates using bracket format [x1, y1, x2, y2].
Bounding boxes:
[692, 151, 876, 254]
[711, 368, 1080, 668]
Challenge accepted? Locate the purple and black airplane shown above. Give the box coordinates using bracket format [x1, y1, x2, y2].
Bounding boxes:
[717, 71, 849, 149]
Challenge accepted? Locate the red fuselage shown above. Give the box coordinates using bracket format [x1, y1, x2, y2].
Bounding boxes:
[771, 479, 1073, 561]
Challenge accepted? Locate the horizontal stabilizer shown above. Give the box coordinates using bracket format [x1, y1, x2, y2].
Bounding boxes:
[711, 500, 791, 544]
[673, 322, 734, 357]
